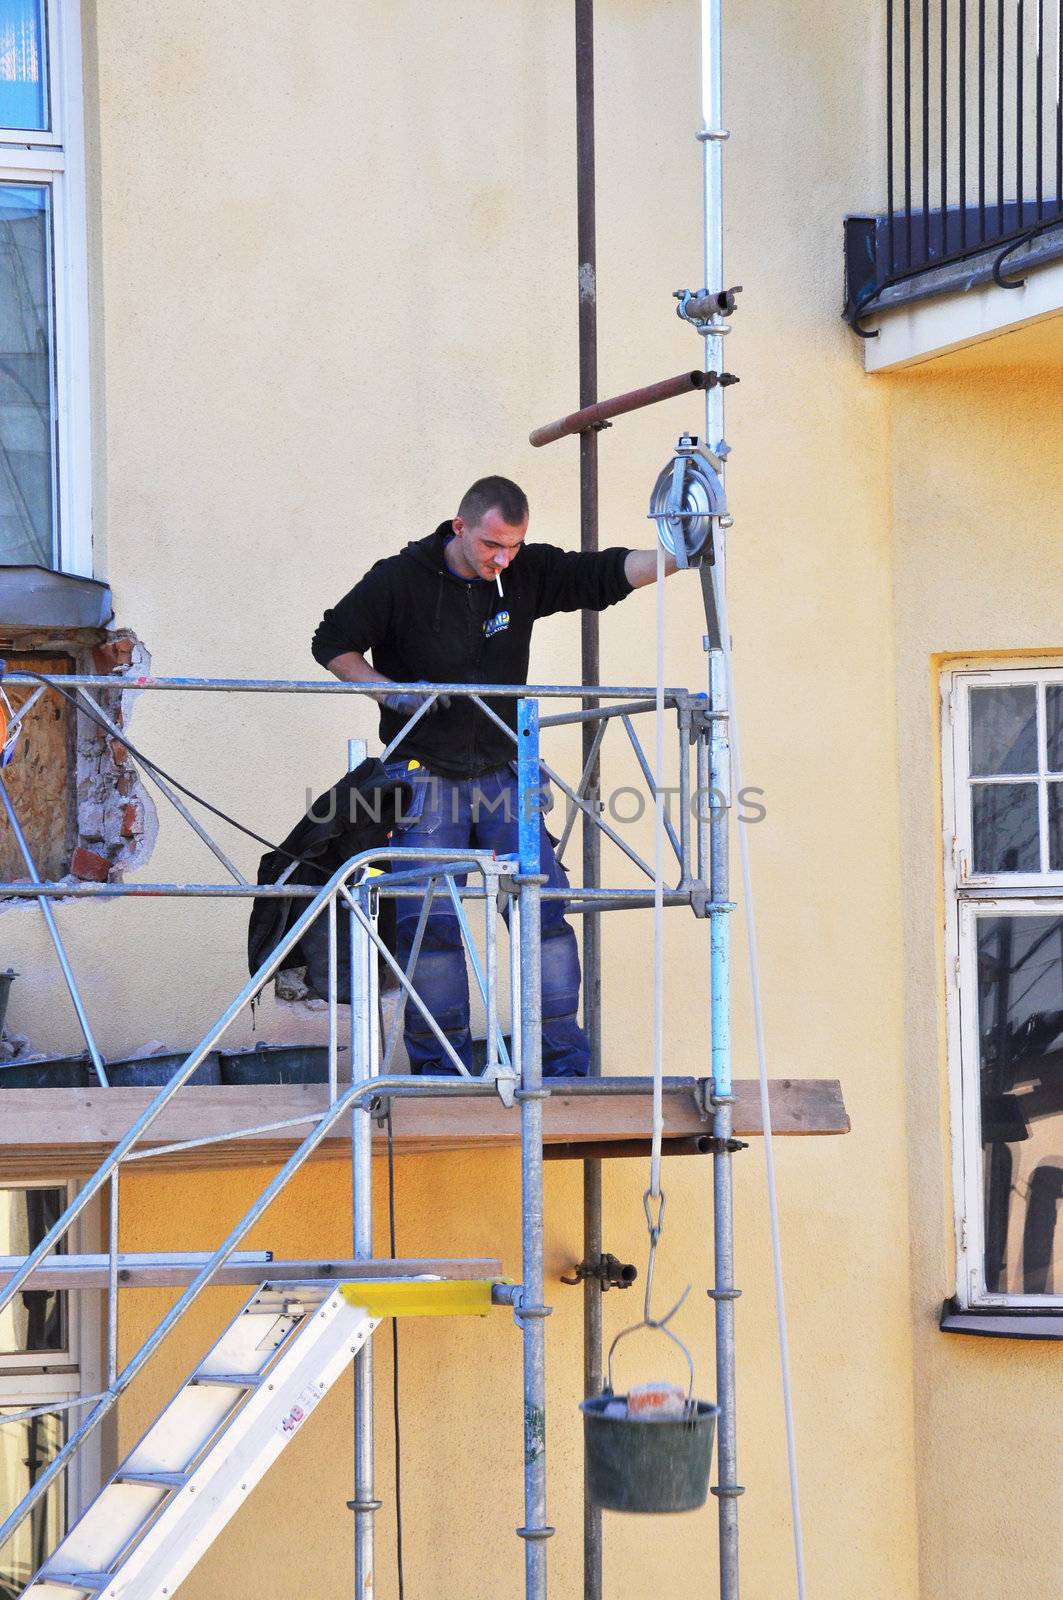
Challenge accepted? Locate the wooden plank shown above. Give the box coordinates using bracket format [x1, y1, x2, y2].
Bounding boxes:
[0, 1079, 849, 1179]
[0, 1254, 504, 1291]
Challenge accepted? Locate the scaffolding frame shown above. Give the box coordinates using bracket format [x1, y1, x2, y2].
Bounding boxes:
[0, 670, 739, 1600]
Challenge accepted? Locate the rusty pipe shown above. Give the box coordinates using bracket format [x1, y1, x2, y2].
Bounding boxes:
[530, 370, 720, 448]
[544, 1135, 714, 1162]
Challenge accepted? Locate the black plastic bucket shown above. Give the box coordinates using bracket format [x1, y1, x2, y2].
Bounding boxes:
[580, 1392, 719, 1514]
[220, 1043, 338, 1085]
[104, 1051, 221, 1087]
[0, 1054, 96, 1088]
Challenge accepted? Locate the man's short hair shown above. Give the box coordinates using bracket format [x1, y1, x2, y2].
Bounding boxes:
[457, 475, 529, 529]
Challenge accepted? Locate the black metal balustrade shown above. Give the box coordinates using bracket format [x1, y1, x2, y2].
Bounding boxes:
[845, 0, 1063, 326]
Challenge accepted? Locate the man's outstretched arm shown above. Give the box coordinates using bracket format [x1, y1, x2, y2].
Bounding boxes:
[324, 650, 390, 688]
[325, 651, 449, 716]
[624, 549, 679, 588]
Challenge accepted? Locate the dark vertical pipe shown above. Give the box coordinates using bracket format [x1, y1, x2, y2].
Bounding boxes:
[1037, 0, 1045, 215]
[998, 0, 1006, 231]
[888, 0, 897, 271]
[941, 0, 949, 255]
[905, 0, 914, 263]
[1057, 0, 1062, 207]
[575, 7, 602, 1600]
[1018, 0, 1025, 226]
[961, 0, 969, 248]
[923, 0, 932, 258]
[979, 0, 987, 243]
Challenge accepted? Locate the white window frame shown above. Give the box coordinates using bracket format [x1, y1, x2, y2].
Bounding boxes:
[0, 1180, 103, 1538]
[0, 0, 91, 576]
[943, 660, 1063, 1309]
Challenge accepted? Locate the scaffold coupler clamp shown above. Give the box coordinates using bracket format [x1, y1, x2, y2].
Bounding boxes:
[482, 1062, 519, 1108]
[674, 283, 743, 336]
[560, 1252, 638, 1291]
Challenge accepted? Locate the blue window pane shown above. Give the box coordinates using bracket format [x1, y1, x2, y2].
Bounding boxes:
[0, 0, 47, 132]
[0, 184, 54, 567]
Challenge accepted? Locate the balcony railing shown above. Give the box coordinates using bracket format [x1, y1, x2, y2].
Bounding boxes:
[846, 0, 1063, 326]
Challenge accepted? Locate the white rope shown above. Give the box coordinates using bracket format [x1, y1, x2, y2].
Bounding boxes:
[650, 539, 666, 1201]
[711, 558, 808, 1600]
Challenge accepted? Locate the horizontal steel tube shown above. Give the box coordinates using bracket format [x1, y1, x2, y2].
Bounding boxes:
[537, 698, 681, 728]
[0, 883, 718, 910]
[530, 370, 715, 447]
[2, 674, 687, 701]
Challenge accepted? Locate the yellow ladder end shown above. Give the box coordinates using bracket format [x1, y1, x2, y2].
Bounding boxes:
[339, 1278, 499, 1318]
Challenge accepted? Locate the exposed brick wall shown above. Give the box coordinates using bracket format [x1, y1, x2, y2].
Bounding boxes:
[72, 632, 157, 881]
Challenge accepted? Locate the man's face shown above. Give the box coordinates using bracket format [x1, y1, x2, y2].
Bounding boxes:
[452, 507, 528, 582]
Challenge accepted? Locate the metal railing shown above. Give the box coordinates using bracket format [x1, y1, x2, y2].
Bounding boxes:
[848, 0, 1063, 322]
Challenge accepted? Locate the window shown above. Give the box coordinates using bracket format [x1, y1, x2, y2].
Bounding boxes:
[0, 1184, 79, 1596]
[0, 0, 90, 575]
[944, 666, 1063, 1308]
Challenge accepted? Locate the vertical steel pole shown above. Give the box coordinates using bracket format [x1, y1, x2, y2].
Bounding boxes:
[699, 2, 742, 1596]
[347, 740, 378, 1600]
[0, 774, 108, 1085]
[575, 7, 603, 1596]
[516, 698, 552, 1600]
[708, 651, 741, 1600]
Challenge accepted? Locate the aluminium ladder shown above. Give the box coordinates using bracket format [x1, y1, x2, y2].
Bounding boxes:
[22, 1275, 495, 1600]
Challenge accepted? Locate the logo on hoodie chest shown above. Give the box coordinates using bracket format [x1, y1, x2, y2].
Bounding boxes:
[484, 609, 510, 640]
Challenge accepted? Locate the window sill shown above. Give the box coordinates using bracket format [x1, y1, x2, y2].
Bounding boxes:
[0, 566, 112, 632]
[940, 1297, 1063, 1341]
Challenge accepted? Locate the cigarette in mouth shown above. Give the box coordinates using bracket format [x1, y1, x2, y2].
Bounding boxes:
[495, 574, 504, 597]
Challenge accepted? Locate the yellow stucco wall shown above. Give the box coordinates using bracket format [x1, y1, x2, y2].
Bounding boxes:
[12, 1, 1060, 1596]
[888, 351, 1063, 1600]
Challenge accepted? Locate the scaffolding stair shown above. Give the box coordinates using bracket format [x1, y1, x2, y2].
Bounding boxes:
[21, 1275, 493, 1600]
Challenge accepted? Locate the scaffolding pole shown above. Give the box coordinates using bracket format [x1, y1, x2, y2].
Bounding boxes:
[575, 6, 604, 1599]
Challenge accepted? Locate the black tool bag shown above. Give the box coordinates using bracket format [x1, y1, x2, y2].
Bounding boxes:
[247, 758, 412, 1002]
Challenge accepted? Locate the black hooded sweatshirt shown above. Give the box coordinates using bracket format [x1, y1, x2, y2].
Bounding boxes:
[311, 522, 633, 778]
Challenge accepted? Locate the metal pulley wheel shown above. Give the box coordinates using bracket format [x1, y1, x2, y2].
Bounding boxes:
[648, 434, 726, 568]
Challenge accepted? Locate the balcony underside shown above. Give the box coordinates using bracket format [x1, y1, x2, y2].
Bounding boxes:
[0, 1077, 850, 1178]
[846, 212, 1063, 369]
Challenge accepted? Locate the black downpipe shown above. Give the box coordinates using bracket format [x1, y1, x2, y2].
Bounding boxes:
[576, 7, 603, 1600]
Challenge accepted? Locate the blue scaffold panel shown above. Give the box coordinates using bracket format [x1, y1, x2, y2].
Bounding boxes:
[516, 698, 541, 876]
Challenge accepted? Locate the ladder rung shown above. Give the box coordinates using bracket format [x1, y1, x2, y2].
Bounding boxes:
[39, 1574, 111, 1593]
[114, 1469, 189, 1490]
[189, 1371, 264, 1387]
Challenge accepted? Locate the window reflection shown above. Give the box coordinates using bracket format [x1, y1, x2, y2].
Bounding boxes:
[0, 184, 55, 567]
[977, 916, 1063, 1294]
[969, 684, 1038, 775]
[0, 1187, 64, 1354]
[0, 1, 46, 133]
[971, 782, 1040, 873]
[1048, 686, 1063, 774]
[0, 1410, 62, 1598]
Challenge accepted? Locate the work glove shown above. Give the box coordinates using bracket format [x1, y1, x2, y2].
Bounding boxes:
[381, 689, 452, 716]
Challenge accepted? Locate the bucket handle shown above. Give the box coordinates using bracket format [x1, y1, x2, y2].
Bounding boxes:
[605, 1302, 696, 1406]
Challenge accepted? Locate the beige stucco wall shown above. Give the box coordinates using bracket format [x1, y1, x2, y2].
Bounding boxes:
[889, 351, 1063, 1600]
[6, 0, 1016, 1595]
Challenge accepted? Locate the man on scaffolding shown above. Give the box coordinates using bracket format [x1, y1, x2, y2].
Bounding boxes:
[312, 475, 674, 1077]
